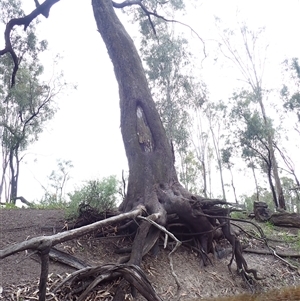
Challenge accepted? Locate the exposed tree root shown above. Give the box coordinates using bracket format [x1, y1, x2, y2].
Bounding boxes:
[59, 264, 162, 301]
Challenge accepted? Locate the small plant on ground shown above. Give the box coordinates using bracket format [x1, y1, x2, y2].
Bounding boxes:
[230, 210, 247, 219]
[0, 203, 18, 209]
[33, 194, 68, 209]
[263, 220, 275, 237]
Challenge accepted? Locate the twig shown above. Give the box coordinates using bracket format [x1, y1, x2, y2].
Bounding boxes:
[268, 247, 299, 271]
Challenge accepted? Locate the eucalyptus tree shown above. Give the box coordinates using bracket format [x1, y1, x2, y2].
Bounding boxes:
[1, 1, 262, 300]
[0, 0, 64, 203]
[281, 58, 300, 135]
[204, 101, 228, 200]
[230, 90, 279, 207]
[135, 3, 206, 191]
[45, 159, 74, 204]
[192, 109, 210, 197]
[247, 160, 260, 202]
[221, 146, 238, 203]
[218, 24, 286, 209]
[280, 176, 300, 213]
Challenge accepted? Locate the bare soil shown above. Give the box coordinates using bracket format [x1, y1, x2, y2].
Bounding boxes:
[0, 208, 299, 300]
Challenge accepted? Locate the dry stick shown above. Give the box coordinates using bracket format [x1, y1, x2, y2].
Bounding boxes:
[39, 248, 50, 301]
[268, 247, 299, 271]
[137, 215, 182, 292]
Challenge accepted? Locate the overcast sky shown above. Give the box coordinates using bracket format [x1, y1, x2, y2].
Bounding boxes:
[2, 0, 300, 204]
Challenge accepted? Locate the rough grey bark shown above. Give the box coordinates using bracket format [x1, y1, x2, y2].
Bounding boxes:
[256, 89, 285, 209]
[92, 0, 177, 219]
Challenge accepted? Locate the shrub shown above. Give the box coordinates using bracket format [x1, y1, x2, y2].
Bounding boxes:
[66, 175, 120, 219]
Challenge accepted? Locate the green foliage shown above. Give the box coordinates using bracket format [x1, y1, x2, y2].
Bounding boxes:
[33, 195, 68, 210]
[281, 58, 300, 124]
[179, 151, 201, 193]
[142, 32, 195, 149]
[135, 4, 208, 193]
[243, 188, 275, 212]
[32, 159, 73, 209]
[229, 89, 276, 171]
[265, 220, 274, 230]
[221, 147, 232, 166]
[230, 211, 247, 219]
[0, 0, 66, 202]
[66, 176, 120, 219]
[280, 176, 300, 212]
[47, 159, 74, 202]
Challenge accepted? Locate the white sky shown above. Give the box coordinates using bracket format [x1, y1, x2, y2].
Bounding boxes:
[1, 0, 300, 203]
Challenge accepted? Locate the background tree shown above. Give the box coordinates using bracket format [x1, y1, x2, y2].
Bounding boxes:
[191, 92, 213, 198]
[221, 145, 238, 203]
[205, 101, 227, 200]
[0, 0, 65, 203]
[229, 90, 279, 207]
[218, 25, 286, 209]
[39, 159, 73, 206]
[281, 58, 300, 135]
[280, 176, 300, 213]
[137, 7, 207, 192]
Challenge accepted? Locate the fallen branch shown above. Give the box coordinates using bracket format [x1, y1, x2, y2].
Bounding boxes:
[0, 206, 145, 259]
[49, 247, 91, 270]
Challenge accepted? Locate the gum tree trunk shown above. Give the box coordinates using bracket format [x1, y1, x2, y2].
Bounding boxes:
[92, 0, 178, 219]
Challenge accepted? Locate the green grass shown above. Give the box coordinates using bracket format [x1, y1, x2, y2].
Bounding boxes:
[230, 211, 248, 219]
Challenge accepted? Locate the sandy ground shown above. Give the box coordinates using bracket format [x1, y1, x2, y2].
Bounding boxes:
[0, 208, 299, 300]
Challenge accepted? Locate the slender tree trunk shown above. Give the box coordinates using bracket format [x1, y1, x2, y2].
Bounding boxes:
[208, 146, 213, 198]
[201, 158, 208, 197]
[9, 149, 17, 202]
[250, 162, 260, 202]
[210, 126, 226, 200]
[266, 160, 278, 208]
[256, 90, 285, 209]
[269, 142, 285, 209]
[0, 157, 9, 202]
[229, 166, 238, 203]
[8, 145, 21, 204]
[179, 152, 188, 191]
[193, 113, 208, 198]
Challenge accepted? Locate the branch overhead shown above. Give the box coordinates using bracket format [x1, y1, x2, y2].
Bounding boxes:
[112, 0, 206, 57]
[0, 0, 60, 87]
